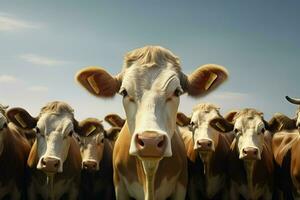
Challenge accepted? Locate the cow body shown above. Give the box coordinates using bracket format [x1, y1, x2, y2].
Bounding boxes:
[113, 123, 187, 200]
[0, 123, 31, 200]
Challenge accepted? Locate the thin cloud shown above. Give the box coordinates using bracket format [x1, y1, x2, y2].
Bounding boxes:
[0, 15, 39, 31]
[210, 92, 250, 101]
[0, 75, 17, 83]
[27, 86, 49, 92]
[20, 54, 69, 66]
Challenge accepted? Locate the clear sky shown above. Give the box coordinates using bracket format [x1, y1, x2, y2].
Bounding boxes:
[0, 0, 299, 126]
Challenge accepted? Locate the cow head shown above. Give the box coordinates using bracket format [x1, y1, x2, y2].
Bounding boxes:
[7, 101, 76, 174]
[75, 118, 119, 171]
[286, 96, 300, 129]
[0, 104, 8, 155]
[76, 46, 228, 160]
[222, 109, 267, 160]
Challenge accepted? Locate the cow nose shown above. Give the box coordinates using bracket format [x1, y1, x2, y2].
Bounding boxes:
[135, 132, 166, 158]
[196, 139, 213, 151]
[242, 147, 259, 160]
[41, 157, 60, 173]
[82, 161, 98, 171]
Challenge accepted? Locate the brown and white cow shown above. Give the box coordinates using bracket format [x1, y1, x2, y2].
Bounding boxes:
[210, 108, 274, 200]
[176, 103, 234, 200]
[0, 104, 31, 200]
[76, 45, 228, 200]
[7, 101, 82, 200]
[76, 118, 119, 200]
[269, 96, 300, 199]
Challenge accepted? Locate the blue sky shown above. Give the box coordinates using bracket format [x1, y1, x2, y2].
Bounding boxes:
[0, 0, 299, 125]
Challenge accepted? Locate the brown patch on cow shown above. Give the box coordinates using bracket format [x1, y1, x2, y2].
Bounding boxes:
[6, 108, 37, 130]
[105, 127, 121, 141]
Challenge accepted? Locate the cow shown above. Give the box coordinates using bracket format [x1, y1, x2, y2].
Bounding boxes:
[209, 108, 274, 200]
[269, 96, 300, 199]
[75, 118, 119, 200]
[6, 101, 82, 200]
[176, 103, 234, 200]
[75, 45, 228, 200]
[0, 104, 31, 200]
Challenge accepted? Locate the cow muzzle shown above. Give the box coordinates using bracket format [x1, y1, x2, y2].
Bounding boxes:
[40, 157, 60, 173]
[241, 147, 260, 160]
[135, 132, 166, 158]
[196, 139, 213, 152]
[82, 160, 98, 171]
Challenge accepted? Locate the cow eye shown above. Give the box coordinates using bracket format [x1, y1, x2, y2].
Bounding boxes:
[119, 89, 128, 97]
[234, 128, 240, 135]
[0, 123, 7, 130]
[35, 127, 40, 134]
[173, 88, 183, 97]
[68, 130, 73, 136]
[259, 127, 265, 135]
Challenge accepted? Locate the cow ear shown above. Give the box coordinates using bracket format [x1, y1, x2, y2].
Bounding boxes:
[268, 113, 296, 132]
[176, 112, 191, 127]
[181, 64, 228, 97]
[75, 66, 121, 98]
[209, 117, 234, 133]
[105, 127, 121, 141]
[6, 108, 37, 130]
[224, 110, 238, 123]
[104, 114, 125, 128]
[77, 118, 103, 137]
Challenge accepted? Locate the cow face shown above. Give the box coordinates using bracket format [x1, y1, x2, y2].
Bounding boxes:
[75, 118, 106, 171]
[7, 102, 76, 173]
[229, 109, 266, 160]
[0, 105, 8, 155]
[189, 104, 222, 152]
[76, 46, 228, 159]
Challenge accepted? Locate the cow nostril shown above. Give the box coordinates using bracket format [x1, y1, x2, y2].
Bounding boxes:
[254, 150, 258, 155]
[207, 142, 212, 147]
[54, 162, 59, 168]
[243, 149, 247, 155]
[41, 158, 46, 166]
[136, 136, 144, 147]
[157, 138, 165, 148]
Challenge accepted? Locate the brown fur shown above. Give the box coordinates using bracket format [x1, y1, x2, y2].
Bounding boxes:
[104, 114, 125, 128]
[113, 123, 187, 198]
[176, 112, 191, 127]
[269, 113, 297, 133]
[0, 123, 31, 198]
[77, 118, 105, 137]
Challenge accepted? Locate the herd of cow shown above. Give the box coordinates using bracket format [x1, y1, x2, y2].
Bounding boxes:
[1, 45, 300, 200]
